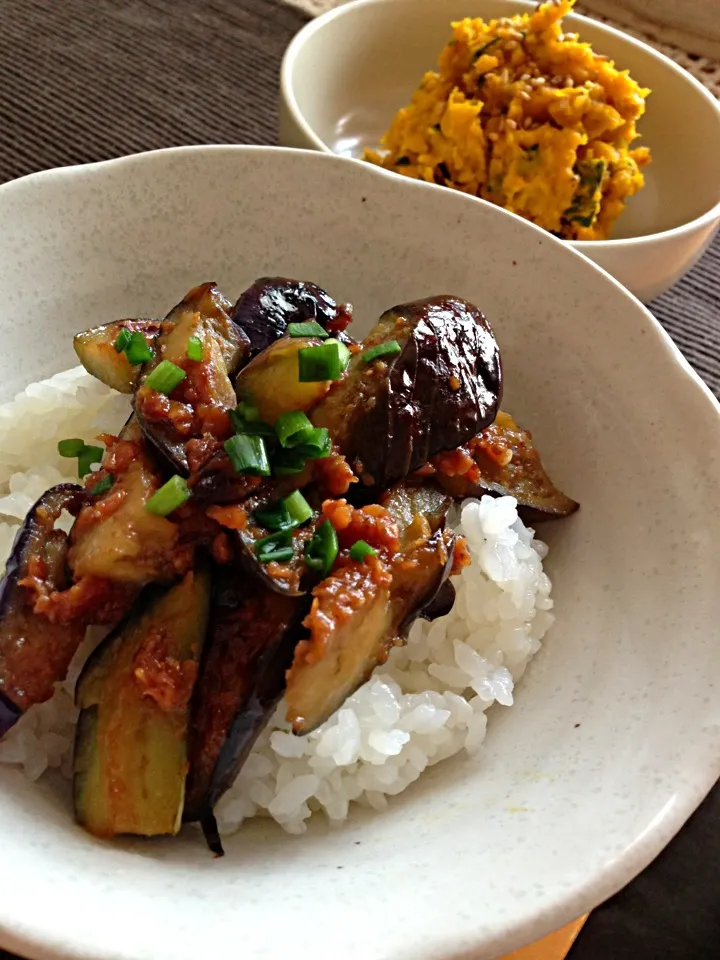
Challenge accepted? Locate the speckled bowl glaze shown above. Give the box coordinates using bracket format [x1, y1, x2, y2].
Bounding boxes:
[0, 146, 719, 960]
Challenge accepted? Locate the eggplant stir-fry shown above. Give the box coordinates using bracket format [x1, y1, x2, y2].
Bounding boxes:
[0, 277, 577, 853]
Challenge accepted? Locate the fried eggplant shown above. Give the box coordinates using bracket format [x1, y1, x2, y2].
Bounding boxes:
[73, 565, 211, 838]
[0, 484, 87, 736]
[311, 296, 502, 488]
[434, 411, 578, 522]
[230, 277, 353, 357]
[184, 567, 307, 852]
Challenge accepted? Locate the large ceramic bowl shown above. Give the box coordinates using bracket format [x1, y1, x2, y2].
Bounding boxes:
[0, 146, 719, 960]
[279, 0, 720, 302]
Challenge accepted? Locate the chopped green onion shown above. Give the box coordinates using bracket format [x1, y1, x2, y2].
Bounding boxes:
[287, 321, 328, 339]
[298, 339, 351, 382]
[273, 450, 308, 477]
[125, 331, 154, 366]
[145, 359, 186, 394]
[257, 545, 294, 564]
[362, 340, 402, 364]
[187, 336, 203, 361]
[229, 406, 274, 437]
[236, 397, 261, 422]
[293, 426, 331, 460]
[145, 475, 191, 516]
[57, 438, 85, 458]
[255, 528, 295, 564]
[254, 501, 293, 532]
[284, 490, 313, 526]
[224, 434, 271, 476]
[274, 410, 314, 448]
[77, 445, 104, 479]
[113, 328, 132, 353]
[304, 519, 339, 576]
[90, 474, 114, 497]
[349, 540, 377, 562]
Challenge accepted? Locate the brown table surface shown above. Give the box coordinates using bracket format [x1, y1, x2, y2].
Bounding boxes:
[0, 2, 718, 958]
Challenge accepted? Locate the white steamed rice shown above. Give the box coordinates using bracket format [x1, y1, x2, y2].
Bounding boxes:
[0, 367, 554, 835]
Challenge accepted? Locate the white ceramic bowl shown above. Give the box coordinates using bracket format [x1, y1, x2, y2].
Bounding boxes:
[279, 0, 720, 302]
[1, 146, 720, 960]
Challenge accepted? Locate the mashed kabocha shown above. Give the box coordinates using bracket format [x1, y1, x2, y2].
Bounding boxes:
[365, 0, 651, 240]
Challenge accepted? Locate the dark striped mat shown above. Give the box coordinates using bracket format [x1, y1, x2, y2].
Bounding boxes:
[0, 3, 718, 960]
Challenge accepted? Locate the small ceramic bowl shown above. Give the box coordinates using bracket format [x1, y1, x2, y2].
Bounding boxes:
[280, 0, 720, 302]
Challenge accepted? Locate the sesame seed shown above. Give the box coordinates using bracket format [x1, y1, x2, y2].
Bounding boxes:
[506, 118, 517, 130]
[519, 90, 531, 101]
[566, 77, 575, 87]
[523, 116, 533, 128]
[520, 73, 530, 81]
[488, 132, 499, 142]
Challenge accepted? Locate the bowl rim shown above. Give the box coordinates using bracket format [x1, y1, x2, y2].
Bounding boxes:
[280, 0, 720, 248]
[1, 144, 720, 960]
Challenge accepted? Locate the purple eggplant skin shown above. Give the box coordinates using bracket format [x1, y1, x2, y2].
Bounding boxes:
[230, 277, 353, 358]
[0, 484, 87, 737]
[183, 566, 308, 853]
[312, 296, 502, 489]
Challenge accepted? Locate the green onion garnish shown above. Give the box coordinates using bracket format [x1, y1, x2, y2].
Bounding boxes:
[258, 545, 294, 564]
[284, 489, 313, 526]
[58, 439, 104, 478]
[274, 410, 314, 448]
[187, 336, 203, 362]
[362, 340, 402, 364]
[293, 426, 331, 460]
[77, 445, 104, 479]
[304, 519, 339, 576]
[298, 339, 351, 382]
[349, 540, 377, 562]
[90, 474, 114, 497]
[145, 475, 191, 516]
[114, 328, 132, 353]
[124, 331, 154, 366]
[255, 528, 295, 564]
[273, 450, 308, 477]
[224, 434, 271, 476]
[57, 438, 85, 458]
[287, 321, 329, 339]
[254, 500, 293, 532]
[237, 398, 261, 422]
[145, 359, 186, 394]
[229, 407, 274, 437]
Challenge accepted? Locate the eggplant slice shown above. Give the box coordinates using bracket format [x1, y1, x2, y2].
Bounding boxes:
[134, 282, 248, 475]
[434, 410, 579, 522]
[74, 565, 212, 839]
[74, 319, 162, 393]
[68, 419, 181, 586]
[230, 277, 353, 357]
[235, 335, 336, 424]
[184, 566, 308, 853]
[312, 296, 502, 488]
[0, 484, 87, 736]
[284, 484, 455, 736]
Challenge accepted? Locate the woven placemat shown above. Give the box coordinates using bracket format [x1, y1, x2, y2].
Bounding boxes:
[0, 2, 718, 960]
